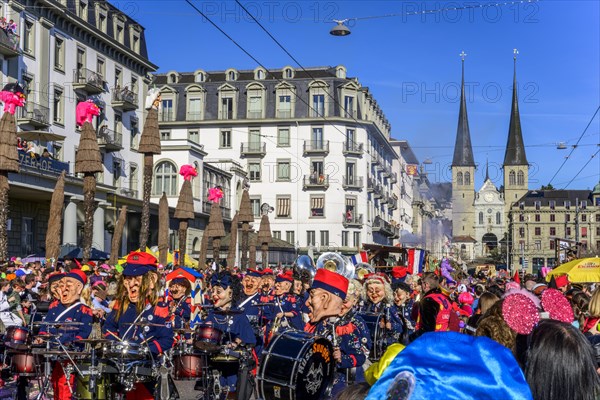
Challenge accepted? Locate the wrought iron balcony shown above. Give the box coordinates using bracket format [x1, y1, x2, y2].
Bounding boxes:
[240, 142, 266, 157]
[303, 174, 329, 190]
[367, 178, 376, 192]
[118, 187, 139, 199]
[186, 111, 203, 121]
[382, 165, 391, 178]
[303, 140, 329, 156]
[112, 88, 138, 111]
[159, 111, 175, 122]
[0, 29, 19, 57]
[390, 172, 398, 184]
[388, 197, 398, 210]
[343, 213, 363, 228]
[73, 68, 104, 94]
[371, 153, 381, 165]
[97, 128, 123, 151]
[342, 176, 363, 190]
[17, 102, 50, 128]
[202, 201, 231, 219]
[373, 217, 395, 237]
[343, 141, 363, 156]
[373, 184, 383, 198]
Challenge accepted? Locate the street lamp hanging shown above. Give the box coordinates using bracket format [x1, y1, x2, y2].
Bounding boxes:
[330, 20, 351, 36]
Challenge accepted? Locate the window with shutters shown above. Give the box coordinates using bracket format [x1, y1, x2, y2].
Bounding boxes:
[310, 195, 325, 217]
[276, 196, 291, 218]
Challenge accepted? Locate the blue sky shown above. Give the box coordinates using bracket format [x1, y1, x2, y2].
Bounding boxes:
[129, 0, 599, 190]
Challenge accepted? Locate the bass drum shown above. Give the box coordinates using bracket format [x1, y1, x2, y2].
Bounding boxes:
[258, 330, 334, 400]
[358, 313, 386, 361]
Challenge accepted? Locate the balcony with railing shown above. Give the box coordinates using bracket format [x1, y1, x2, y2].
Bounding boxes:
[390, 172, 398, 184]
[0, 29, 19, 57]
[382, 165, 391, 178]
[367, 178, 376, 192]
[303, 174, 329, 190]
[343, 141, 363, 156]
[303, 140, 329, 156]
[371, 153, 381, 165]
[17, 102, 50, 128]
[112, 88, 138, 111]
[72, 68, 104, 94]
[118, 187, 139, 199]
[202, 201, 231, 220]
[97, 128, 123, 151]
[159, 110, 175, 122]
[388, 196, 398, 210]
[343, 213, 363, 228]
[240, 142, 266, 157]
[373, 184, 383, 198]
[373, 217, 395, 237]
[342, 176, 363, 191]
[186, 111, 203, 121]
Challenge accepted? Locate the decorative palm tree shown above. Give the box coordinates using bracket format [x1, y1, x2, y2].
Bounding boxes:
[226, 212, 239, 269]
[158, 193, 169, 267]
[238, 189, 254, 271]
[75, 100, 102, 264]
[45, 171, 66, 263]
[109, 205, 127, 265]
[0, 83, 25, 261]
[138, 89, 162, 251]
[206, 187, 225, 271]
[174, 165, 197, 262]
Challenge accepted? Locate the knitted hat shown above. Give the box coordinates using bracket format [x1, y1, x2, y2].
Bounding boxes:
[313, 269, 348, 300]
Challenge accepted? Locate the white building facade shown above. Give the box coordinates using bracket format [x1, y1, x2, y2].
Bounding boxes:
[155, 66, 403, 254]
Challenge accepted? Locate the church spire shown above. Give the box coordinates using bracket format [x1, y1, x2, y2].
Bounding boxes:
[452, 51, 476, 167]
[485, 157, 490, 181]
[503, 49, 528, 166]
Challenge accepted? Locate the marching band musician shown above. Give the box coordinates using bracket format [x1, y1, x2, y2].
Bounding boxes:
[259, 268, 275, 297]
[203, 271, 256, 400]
[331, 279, 372, 397]
[362, 273, 402, 348]
[264, 270, 304, 342]
[102, 251, 174, 399]
[39, 270, 94, 400]
[391, 282, 416, 341]
[167, 277, 192, 329]
[238, 269, 263, 352]
[304, 269, 348, 336]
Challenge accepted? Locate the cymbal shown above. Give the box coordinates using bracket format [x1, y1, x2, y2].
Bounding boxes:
[74, 338, 112, 345]
[30, 348, 87, 357]
[213, 309, 242, 315]
[174, 328, 195, 334]
[34, 321, 84, 326]
[123, 322, 166, 328]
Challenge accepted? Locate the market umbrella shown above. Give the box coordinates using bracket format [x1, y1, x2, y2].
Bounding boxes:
[17, 130, 66, 142]
[545, 257, 600, 283]
[62, 247, 110, 261]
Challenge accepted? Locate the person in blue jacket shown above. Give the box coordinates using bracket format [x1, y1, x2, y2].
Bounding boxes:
[103, 251, 174, 399]
[203, 271, 256, 400]
[39, 269, 93, 400]
[263, 270, 304, 344]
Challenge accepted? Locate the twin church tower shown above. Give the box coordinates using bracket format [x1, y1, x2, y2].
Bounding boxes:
[451, 51, 529, 260]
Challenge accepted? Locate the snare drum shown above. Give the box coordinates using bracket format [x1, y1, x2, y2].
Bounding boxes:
[258, 330, 334, 400]
[358, 313, 386, 361]
[101, 341, 149, 360]
[194, 324, 222, 353]
[209, 352, 240, 377]
[4, 326, 30, 349]
[10, 352, 38, 376]
[172, 344, 207, 380]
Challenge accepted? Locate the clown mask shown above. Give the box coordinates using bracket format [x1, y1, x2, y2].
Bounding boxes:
[60, 277, 83, 305]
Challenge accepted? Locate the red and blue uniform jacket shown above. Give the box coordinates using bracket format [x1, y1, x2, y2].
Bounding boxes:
[335, 313, 372, 370]
[264, 293, 304, 331]
[40, 300, 94, 345]
[167, 295, 192, 329]
[103, 300, 174, 355]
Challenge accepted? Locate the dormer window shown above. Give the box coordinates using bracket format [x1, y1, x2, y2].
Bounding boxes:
[95, 3, 108, 33]
[255, 68, 266, 80]
[195, 71, 205, 83]
[336, 65, 347, 79]
[283, 67, 294, 79]
[169, 73, 178, 84]
[226, 69, 238, 81]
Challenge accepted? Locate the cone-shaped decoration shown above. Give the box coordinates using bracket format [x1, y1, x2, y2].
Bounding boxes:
[198, 232, 209, 270]
[212, 237, 221, 272]
[226, 212, 239, 269]
[206, 202, 225, 238]
[0, 113, 19, 172]
[138, 108, 162, 154]
[175, 180, 194, 259]
[138, 107, 161, 251]
[258, 214, 272, 269]
[75, 122, 102, 174]
[158, 193, 169, 267]
[109, 206, 128, 265]
[249, 244, 257, 269]
[239, 189, 253, 272]
[45, 171, 66, 262]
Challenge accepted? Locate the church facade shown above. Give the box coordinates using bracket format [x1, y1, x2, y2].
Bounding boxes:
[451, 54, 529, 263]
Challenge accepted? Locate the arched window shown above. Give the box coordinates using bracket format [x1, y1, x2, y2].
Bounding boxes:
[464, 172, 471, 185]
[517, 170, 524, 186]
[153, 161, 177, 196]
[457, 172, 463, 185]
[192, 237, 200, 254]
[195, 72, 204, 83]
[509, 170, 516, 186]
[496, 212, 501, 225]
[479, 212, 484, 225]
[169, 73, 177, 84]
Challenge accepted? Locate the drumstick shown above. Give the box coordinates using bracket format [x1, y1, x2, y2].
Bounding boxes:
[141, 336, 155, 344]
[105, 330, 121, 341]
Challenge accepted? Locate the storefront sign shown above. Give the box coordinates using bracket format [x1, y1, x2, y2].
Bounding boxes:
[18, 150, 69, 174]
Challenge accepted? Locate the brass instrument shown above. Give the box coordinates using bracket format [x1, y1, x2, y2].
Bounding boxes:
[316, 252, 355, 280]
[355, 262, 375, 280]
[294, 255, 316, 284]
